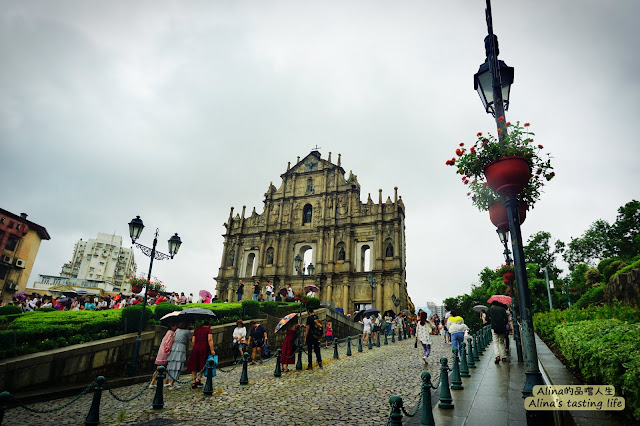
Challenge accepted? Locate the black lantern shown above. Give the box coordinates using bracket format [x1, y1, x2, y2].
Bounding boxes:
[496, 228, 509, 246]
[168, 233, 182, 258]
[294, 254, 303, 273]
[307, 262, 315, 276]
[474, 59, 514, 116]
[128, 216, 144, 243]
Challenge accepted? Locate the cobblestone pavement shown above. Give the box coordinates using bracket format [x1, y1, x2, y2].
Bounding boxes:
[6, 335, 453, 426]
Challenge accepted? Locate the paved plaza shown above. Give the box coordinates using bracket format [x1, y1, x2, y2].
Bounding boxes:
[6, 336, 453, 425]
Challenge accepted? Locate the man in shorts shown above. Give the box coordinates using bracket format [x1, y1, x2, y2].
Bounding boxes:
[247, 320, 268, 364]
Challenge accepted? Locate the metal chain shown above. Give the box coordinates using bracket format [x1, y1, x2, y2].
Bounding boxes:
[217, 362, 240, 373]
[400, 392, 423, 417]
[14, 379, 97, 414]
[431, 375, 442, 389]
[165, 364, 206, 384]
[106, 376, 153, 402]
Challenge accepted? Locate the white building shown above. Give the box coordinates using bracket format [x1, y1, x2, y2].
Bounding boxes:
[60, 233, 136, 294]
[28, 274, 117, 297]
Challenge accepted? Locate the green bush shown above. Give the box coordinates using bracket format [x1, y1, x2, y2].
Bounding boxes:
[153, 302, 183, 320]
[260, 301, 279, 315]
[0, 305, 22, 316]
[121, 305, 153, 333]
[241, 300, 260, 318]
[573, 284, 605, 309]
[603, 260, 627, 283]
[305, 297, 321, 309]
[610, 257, 640, 282]
[34, 307, 56, 313]
[554, 320, 640, 420]
[183, 303, 243, 319]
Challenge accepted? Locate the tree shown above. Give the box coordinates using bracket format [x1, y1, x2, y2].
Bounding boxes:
[611, 200, 640, 259]
[563, 220, 615, 271]
[524, 231, 565, 278]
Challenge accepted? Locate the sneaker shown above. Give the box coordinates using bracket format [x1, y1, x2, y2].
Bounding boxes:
[318, 363, 323, 369]
[422, 356, 428, 365]
[148, 384, 157, 389]
[170, 384, 181, 390]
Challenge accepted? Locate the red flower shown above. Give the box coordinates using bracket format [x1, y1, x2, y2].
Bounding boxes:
[467, 192, 471, 196]
[538, 144, 544, 149]
[477, 132, 482, 137]
[497, 116, 505, 122]
[497, 128, 502, 134]
[524, 122, 530, 127]
[456, 148, 463, 156]
[505, 122, 511, 126]
[470, 146, 476, 154]
[459, 142, 464, 147]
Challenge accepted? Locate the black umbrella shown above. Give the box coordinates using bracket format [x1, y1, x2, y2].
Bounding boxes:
[383, 310, 396, 318]
[352, 310, 365, 322]
[364, 308, 380, 316]
[160, 308, 217, 325]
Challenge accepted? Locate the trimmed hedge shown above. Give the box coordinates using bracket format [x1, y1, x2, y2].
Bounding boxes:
[154, 302, 183, 320]
[121, 305, 153, 333]
[241, 300, 260, 318]
[0, 305, 22, 316]
[554, 320, 640, 421]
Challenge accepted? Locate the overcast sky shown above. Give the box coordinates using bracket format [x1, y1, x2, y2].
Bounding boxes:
[2, 1, 639, 307]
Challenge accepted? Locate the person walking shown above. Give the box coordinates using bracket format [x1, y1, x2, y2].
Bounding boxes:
[150, 323, 177, 388]
[489, 301, 509, 364]
[247, 321, 268, 364]
[361, 314, 372, 345]
[416, 311, 433, 365]
[232, 319, 247, 363]
[236, 280, 244, 302]
[304, 306, 323, 370]
[187, 320, 214, 389]
[432, 314, 440, 335]
[280, 323, 299, 372]
[166, 322, 191, 389]
[447, 311, 469, 353]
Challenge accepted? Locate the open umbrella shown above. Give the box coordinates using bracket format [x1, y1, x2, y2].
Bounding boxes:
[383, 309, 396, 318]
[304, 284, 320, 293]
[161, 308, 217, 325]
[160, 311, 182, 324]
[487, 295, 512, 305]
[63, 291, 78, 297]
[401, 309, 413, 316]
[472, 304, 488, 313]
[364, 307, 380, 316]
[279, 288, 287, 296]
[352, 310, 365, 322]
[199, 289, 212, 299]
[275, 313, 299, 333]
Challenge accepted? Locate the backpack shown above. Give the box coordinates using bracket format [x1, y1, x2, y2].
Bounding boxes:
[311, 316, 324, 340]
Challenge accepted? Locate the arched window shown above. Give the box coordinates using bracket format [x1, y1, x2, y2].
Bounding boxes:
[228, 252, 235, 267]
[245, 253, 255, 277]
[302, 204, 312, 224]
[360, 245, 371, 272]
[266, 247, 275, 265]
[336, 243, 346, 261]
[385, 243, 394, 258]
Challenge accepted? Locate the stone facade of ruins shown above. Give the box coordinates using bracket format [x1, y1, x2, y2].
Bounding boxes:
[214, 150, 413, 314]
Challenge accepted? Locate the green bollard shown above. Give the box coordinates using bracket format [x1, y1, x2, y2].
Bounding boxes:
[473, 335, 481, 361]
[388, 396, 404, 426]
[358, 335, 363, 352]
[84, 376, 105, 426]
[476, 333, 484, 355]
[203, 358, 215, 396]
[384, 332, 388, 345]
[240, 352, 249, 385]
[459, 342, 470, 378]
[152, 366, 165, 409]
[346, 336, 352, 356]
[466, 338, 476, 368]
[0, 391, 10, 424]
[376, 332, 381, 347]
[438, 357, 454, 409]
[420, 372, 436, 426]
[333, 339, 339, 359]
[391, 330, 396, 343]
[296, 341, 303, 371]
[404, 327, 408, 340]
[274, 349, 282, 377]
[450, 348, 463, 390]
[368, 334, 373, 350]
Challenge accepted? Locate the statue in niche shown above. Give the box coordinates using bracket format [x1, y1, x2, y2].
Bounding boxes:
[386, 243, 394, 258]
[304, 208, 312, 224]
[338, 247, 346, 261]
[267, 251, 274, 265]
[229, 252, 235, 267]
[306, 179, 314, 194]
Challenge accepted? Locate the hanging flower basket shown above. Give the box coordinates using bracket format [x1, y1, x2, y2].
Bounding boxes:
[131, 285, 143, 294]
[148, 290, 158, 297]
[484, 156, 531, 197]
[503, 271, 515, 282]
[488, 200, 527, 231]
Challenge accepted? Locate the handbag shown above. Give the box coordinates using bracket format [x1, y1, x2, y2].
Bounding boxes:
[262, 342, 271, 358]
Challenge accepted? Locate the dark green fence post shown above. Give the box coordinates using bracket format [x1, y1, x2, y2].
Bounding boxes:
[296, 341, 303, 370]
[459, 342, 470, 378]
[420, 372, 435, 426]
[346, 336, 352, 356]
[476, 333, 484, 355]
[466, 338, 477, 368]
[384, 331, 388, 345]
[368, 334, 373, 350]
[376, 331, 381, 347]
[438, 357, 454, 409]
[240, 352, 249, 385]
[152, 366, 165, 409]
[398, 327, 403, 341]
[391, 329, 396, 343]
[84, 376, 105, 426]
[203, 359, 214, 396]
[388, 396, 404, 426]
[0, 391, 11, 424]
[274, 349, 282, 377]
[450, 348, 463, 390]
[358, 335, 363, 352]
[333, 339, 339, 359]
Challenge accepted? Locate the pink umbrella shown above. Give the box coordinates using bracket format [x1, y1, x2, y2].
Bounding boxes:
[487, 295, 512, 305]
[199, 289, 212, 299]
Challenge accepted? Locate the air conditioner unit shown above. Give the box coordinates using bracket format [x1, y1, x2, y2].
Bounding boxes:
[1, 255, 13, 264]
[6, 281, 18, 290]
[15, 258, 26, 268]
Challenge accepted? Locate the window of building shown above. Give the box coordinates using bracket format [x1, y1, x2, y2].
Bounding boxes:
[245, 253, 255, 277]
[7, 221, 14, 229]
[336, 242, 346, 261]
[266, 247, 275, 265]
[0, 265, 7, 280]
[385, 243, 394, 258]
[0, 217, 4, 224]
[302, 204, 312, 224]
[360, 245, 371, 272]
[5, 236, 19, 252]
[16, 224, 21, 230]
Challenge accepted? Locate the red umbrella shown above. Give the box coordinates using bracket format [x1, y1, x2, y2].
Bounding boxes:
[487, 295, 512, 305]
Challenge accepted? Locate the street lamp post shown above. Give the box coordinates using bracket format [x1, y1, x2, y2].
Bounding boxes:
[475, 1, 548, 416]
[128, 216, 182, 376]
[366, 274, 378, 309]
[497, 229, 523, 363]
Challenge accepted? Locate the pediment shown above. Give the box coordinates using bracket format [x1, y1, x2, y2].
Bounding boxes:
[282, 151, 344, 177]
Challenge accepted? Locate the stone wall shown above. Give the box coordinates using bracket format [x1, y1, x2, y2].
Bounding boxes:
[604, 268, 640, 306]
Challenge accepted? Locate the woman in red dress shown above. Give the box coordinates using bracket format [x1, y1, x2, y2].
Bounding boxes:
[187, 320, 215, 388]
[280, 323, 299, 372]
